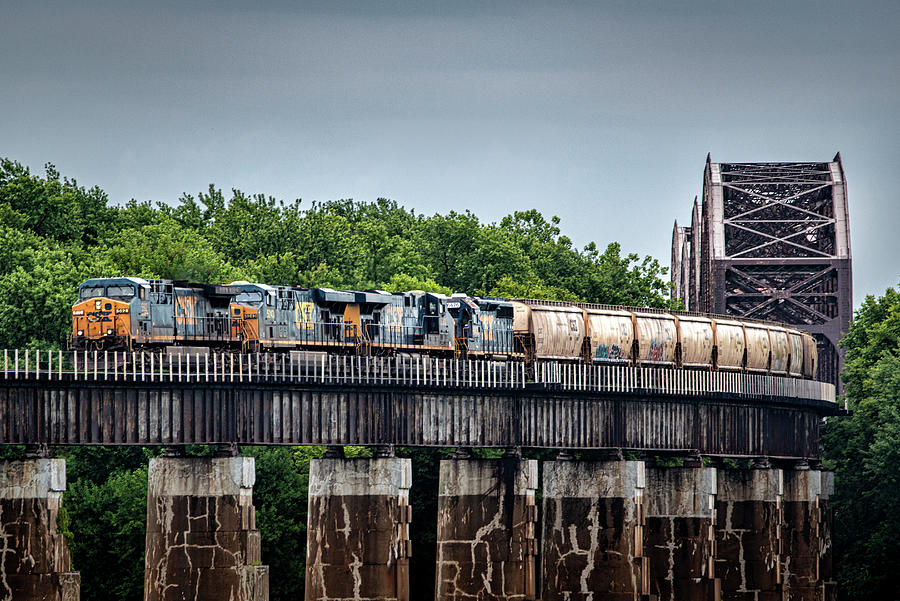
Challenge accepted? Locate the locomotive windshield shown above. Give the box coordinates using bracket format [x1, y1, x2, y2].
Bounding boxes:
[79, 286, 105, 299]
[107, 285, 135, 298]
[235, 291, 263, 304]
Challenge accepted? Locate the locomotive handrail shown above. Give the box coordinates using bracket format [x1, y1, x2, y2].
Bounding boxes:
[0, 349, 836, 404]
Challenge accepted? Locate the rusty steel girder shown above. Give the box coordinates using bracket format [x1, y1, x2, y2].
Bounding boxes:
[672, 155, 852, 388]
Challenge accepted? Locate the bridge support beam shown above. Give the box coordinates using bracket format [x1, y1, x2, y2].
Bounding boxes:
[435, 456, 538, 601]
[305, 456, 412, 601]
[782, 467, 835, 601]
[715, 466, 784, 600]
[143, 456, 268, 601]
[645, 465, 719, 601]
[541, 459, 648, 600]
[0, 458, 79, 601]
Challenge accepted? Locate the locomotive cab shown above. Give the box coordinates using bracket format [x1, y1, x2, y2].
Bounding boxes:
[448, 295, 516, 357]
[447, 295, 481, 355]
[405, 291, 454, 352]
[71, 277, 148, 350]
[228, 283, 274, 352]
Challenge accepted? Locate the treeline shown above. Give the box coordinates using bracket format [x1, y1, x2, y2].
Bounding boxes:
[822, 287, 900, 600]
[0, 158, 673, 351]
[0, 158, 673, 601]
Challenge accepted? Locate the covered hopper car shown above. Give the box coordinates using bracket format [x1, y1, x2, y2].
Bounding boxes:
[509, 299, 818, 378]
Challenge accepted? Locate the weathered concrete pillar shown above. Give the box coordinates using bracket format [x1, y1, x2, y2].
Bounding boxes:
[305, 457, 412, 601]
[782, 468, 835, 601]
[144, 456, 268, 601]
[645, 465, 719, 601]
[0, 458, 80, 601]
[541, 460, 648, 601]
[715, 467, 784, 601]
[435, 457, 538, 601]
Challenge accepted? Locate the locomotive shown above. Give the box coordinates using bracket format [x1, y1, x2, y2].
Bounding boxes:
[70, 277, 515, 358]
[71, 277, 818, 378]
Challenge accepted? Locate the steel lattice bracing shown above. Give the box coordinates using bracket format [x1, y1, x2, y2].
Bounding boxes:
[672, 154, 852, 388]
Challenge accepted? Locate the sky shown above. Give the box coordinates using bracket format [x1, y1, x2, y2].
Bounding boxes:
[2, 0, 898, 305]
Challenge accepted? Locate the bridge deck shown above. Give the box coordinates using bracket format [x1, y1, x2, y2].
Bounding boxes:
[0, 350, 838, 457]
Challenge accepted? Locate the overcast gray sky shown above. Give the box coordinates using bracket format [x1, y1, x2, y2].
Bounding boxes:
[2, 0, 898, 304]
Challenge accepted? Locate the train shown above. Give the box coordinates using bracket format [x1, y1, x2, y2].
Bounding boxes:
[70, 276, 818, 378]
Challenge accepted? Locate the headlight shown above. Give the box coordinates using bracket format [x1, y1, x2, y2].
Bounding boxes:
[77, 330, 84, 336]
[95, 300, 101, 310]
[107, 329, 113, 335]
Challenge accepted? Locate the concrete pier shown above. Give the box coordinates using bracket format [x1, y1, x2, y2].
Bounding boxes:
[0, 458, 79, 601]
[541, 460, 648, 601]
[305, 457, 412, 601]
[715, 467, 784, 601]
[435, 457, 538, 601]
[143, 456, 268, 601]
[645, 466, 719, 601]
[782, 468, 835, 601]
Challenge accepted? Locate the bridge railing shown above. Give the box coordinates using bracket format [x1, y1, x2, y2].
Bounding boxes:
[0, 349, 836, 403]
[533, 360, 836, 403]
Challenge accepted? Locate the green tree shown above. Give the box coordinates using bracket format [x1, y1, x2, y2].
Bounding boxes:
[0, 160, 113, 246]
[383, 273, 453, 296]
[104, 218, 240, 283]
[823, 285, 900, 600]
[0, 243, 111, 348]
[581, 241, 672, 307]
[242, 446, 320, 600]
[489, 273, 579, 301]
[66, 466, 149, 601]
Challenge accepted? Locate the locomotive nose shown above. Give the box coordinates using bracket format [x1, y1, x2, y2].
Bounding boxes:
[71, 297, 131, 350]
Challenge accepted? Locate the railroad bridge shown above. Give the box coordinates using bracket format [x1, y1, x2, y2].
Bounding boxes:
[0, 350, 838, 601]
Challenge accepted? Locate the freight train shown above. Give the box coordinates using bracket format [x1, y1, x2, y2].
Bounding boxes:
[70, 277, 818, 378]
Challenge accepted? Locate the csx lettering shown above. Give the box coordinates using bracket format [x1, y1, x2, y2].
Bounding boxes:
[481, 314, 495, 341]
[294, 301, 315, 330]
[87, 310, 112, 323]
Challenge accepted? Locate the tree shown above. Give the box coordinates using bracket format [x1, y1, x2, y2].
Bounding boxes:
[0, 160, 114, 246]
[65, 466, 149, 601]
[581, 242, 672, 307]
[0, 243, 111, 348]
[242, 446, 320, 600]
[383, 273, 453, 296]
[822, 285, 900, 600]
[104, 218, 241, 283]
[489, 273, 579, 301]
